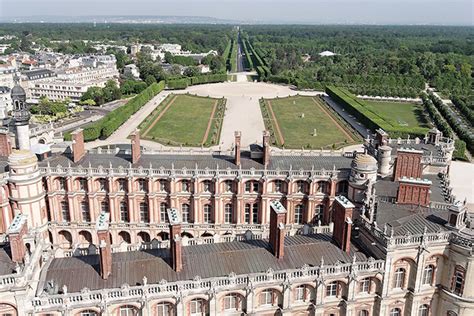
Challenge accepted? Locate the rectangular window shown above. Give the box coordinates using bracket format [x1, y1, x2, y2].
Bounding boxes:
[296, 286, 305, 301]
[120, 202, 129, 222]
[139, 203, 149, 223]
[79, 178, 87, 191]
[360, 278, 370, 293]
[244, 204, 251, 224]
[252, 204, 259, 224]
[160, 203, 168, 223]
[81, 202, 90, 222]
[182, 204, 190, 223]
[326, 282, 338, 297]
[224, 204, 232, 224]
[182, 181, 190, 192]
[61, 201, 70, 222]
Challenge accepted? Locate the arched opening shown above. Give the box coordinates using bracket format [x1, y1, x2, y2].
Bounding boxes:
[181, 232, 194, 238]
[117, 305, 139, 316]
[157, 232, 169, 241]
[118, 231, 131, 244]
[201, 232, 213, 238]
[221, 293, 244, 312]
[137, 232, 151, 243]
[0, 303, 17, 316]
[58, 230, 73, 248]
[154, 301, 174, 316]
[78, 231, 93, 246]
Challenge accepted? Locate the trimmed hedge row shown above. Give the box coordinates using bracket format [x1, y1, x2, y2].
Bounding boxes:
[326, 86, 427, 138]
[166, 74, 227, 90]
[65, 81, 165, 142]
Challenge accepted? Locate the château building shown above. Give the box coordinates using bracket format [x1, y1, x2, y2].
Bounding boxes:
[0, 82, 471, 316]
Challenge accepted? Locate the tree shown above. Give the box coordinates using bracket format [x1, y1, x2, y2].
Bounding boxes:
[82, 86, 105, 105]
[145, 75, 157, 86]
[102, 80, 122, 102]
[184, 66, 200, 77]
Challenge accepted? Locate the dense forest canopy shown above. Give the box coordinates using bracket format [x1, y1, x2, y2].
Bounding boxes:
[243, 25, 473, 100]
[0, 23, 234, 54]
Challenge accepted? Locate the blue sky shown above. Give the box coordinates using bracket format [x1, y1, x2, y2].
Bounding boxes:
[0, 0, 473, 25]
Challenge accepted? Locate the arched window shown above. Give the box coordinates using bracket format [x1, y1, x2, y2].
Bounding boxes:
[419, 304, 429, 316]
[274, 180, 283, 193]
[245, 180, 259, 193]
[313, 204, 324, 223]
[119, 305, 138, 316]
[295, 285, 311, 302]
[294, 204, 304, 224]
[224, 204, 233, 224]
[223, 293, 241, 311]
[189, 298, 206, 316]
[119, 231, 131, 244]
[160, 202, 168, 223]
[98, 178, 107, 191]
[390, 308, 401, 316]
[139, 202, 149, 223]
[259, 289, 277, 306]
[61, 201, 70, 222]
[394, 268, 405, 288]
[120, 201, 129, 222]
[447, 311, 458, 316]
[224, 180, 233, 193]
[422, 265, 434, 285]
[80, 201, 90, 222]
[159, 179, 168, 192]
[80, 310, 98, 316]
[296, 180, 306, 194]
[358, 311, 369, 316]
[181, 180, 190, 192]
[326, 281, 338, 297]
[78, 178, 87, 191]
[452, 265, 465, 295]
[156, 302, 173, 316]
[101, 200, 109, 213]
[57, 177, 67, 190]
[317, 181, 328, 193]
[203, 204, 212, 223]
[202, 180, 212, 193]
[182, 204, 190, 223]
[359, 278, 371, 293]
[137, 179, 147, 192]
[118, 178, 127, 192]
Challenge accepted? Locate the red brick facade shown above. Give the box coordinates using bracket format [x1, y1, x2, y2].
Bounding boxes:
[8, 218, 28, 263]
[333, 197, 354, 253]
[71, 129, 85, 163]
[98, 229, 112, 279]
[130, 129, 141, 164]
[394, 150, 422, 181]
[170, 223, 183, 272]
[0, 132, 12, 157]
[269, 202, 287, 259]
[397, 179, 431, 207]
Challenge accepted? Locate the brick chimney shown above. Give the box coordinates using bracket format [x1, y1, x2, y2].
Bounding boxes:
[394, 148, 423, 181]
[397, 177, 431, 207]
[375, 128, 388, 149]
[71, 129, 85, 163]
[167, 208, 183, 272]
[96, 212, 112, 279]
[7, 213, 28, 263]
[130, 129, 141, 164]
[333, 196, 355, 253]
[0, 130, 12, 157]
[263, 130, 270, 167]
[234, 131, 241, 166]
[269, 200, 287, 259]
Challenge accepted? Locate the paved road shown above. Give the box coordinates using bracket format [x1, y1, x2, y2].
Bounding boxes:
[323, 96, 370, 138]
[236, 34, 246, 73]
[449, 161, 474, 211]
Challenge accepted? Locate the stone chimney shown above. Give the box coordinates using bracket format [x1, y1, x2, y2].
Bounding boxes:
[396, 177, 431, 207]
[375, 129, 388, 149]
[96, 212, 112, 279]
[167, 208, 183, 272]
[0, 130, 12, 157]
[377, 144, 392, 177]
[333, 196, 355, 253]
[263, 130, 270, 167]
[394, 148, 423, 181]
[7, 213, 28, 263]
[130, 129, 141, 164]
[234, 131, 241, 166]
[269, 200, 287, 259]
[71, 129, 85, 163]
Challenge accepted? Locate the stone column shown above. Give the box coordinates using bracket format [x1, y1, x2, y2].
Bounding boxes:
[246, 287, 255, 314]
[176, 297, 184, 316]
[209, 292, 217, 316]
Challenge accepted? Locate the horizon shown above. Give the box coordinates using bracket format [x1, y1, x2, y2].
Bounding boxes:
[1, 0, 473, 26]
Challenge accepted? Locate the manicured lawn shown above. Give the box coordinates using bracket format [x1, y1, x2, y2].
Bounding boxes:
[140, 94, 222, 146]
[262, 96, 359, 149]
[362, 100, 429, 130]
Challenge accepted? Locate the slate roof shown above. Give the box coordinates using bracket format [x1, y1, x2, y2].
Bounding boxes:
[390, 143, 442, 159]
[374, 201, 449, 236]
[0, 246, 15, 276]
[44, 234, 369, 293]
[40, 151, 353, 171]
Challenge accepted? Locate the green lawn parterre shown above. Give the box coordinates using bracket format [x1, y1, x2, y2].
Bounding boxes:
[326, 86, 429, 138]
[139, 94, 225, 147]
[261, 96, 359, 149]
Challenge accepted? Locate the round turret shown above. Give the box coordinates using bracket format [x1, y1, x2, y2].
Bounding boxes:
[348, 153, 378, 203]
[11, 85, 26, 101]
[378, 145, 392, 176]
